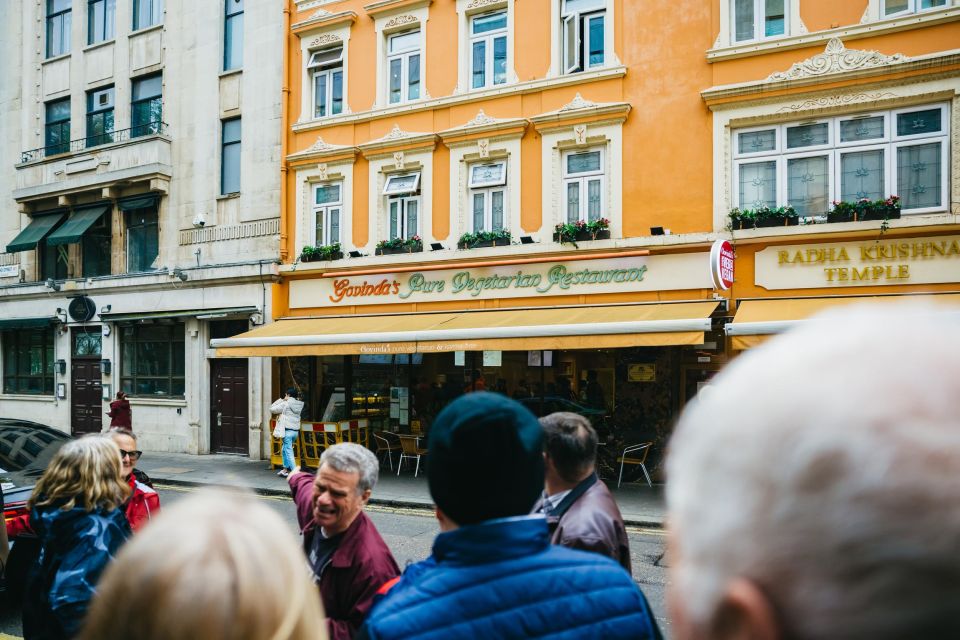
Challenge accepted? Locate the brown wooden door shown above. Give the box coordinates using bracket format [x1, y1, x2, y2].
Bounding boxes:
[71, 360, 102, 436]
[211, 359, 249, 454]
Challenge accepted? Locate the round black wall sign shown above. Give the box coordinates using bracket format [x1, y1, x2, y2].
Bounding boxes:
[68, 296, 97, 322]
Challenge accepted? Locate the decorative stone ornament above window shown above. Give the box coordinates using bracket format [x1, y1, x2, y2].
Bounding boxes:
[767, 38, 909, 82]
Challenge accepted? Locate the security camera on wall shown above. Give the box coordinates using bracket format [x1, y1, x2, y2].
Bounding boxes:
[192, 213, 206, 228]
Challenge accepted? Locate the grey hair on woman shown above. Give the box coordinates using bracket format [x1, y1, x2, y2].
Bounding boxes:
[320, 443, 380, 494]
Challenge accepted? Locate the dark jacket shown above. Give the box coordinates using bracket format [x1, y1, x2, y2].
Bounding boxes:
[362, 515, 661, 640]
[23, 502, 131, 639]
[290, 472, 399, 640]
[107, 398, 131, 428]
[533, 472, 633, 574]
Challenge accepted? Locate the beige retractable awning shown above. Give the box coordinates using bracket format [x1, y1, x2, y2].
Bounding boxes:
[211, 301, 720, 357]
[726, 293, 960, 350]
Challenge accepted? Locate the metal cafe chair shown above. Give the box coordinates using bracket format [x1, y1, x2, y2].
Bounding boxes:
[397, 435, 428, 477]
[617, 442, 653, 488]
[373, 432, 401, 471]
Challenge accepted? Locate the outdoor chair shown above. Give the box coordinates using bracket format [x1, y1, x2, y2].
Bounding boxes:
[616, 442, 653, 488]
[373, 432, 401, 471]
[397, 435, 428, 477]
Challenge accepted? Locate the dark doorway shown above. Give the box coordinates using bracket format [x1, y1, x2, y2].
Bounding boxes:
[210, 359, 249, 455]
[71, 327, 102, 436]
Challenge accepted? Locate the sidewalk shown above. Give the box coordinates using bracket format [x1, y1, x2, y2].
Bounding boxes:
[138, 451, 666, 527]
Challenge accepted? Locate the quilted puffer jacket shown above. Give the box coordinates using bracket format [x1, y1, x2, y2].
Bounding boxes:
[361, 515, 662, 640]
[22, 502, 131, 639]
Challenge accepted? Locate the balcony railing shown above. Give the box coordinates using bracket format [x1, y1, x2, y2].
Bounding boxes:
[20, 122, 169, 164]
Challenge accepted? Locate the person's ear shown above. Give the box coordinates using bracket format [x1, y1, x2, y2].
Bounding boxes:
[435, 507, 458, 532]
[710, 578, 780, 640]
[359, 488, 372, 506]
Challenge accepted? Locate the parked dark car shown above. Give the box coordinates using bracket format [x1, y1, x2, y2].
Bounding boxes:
[0, 418, 72, 606]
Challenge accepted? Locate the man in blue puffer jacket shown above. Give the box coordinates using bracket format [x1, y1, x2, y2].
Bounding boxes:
[361, 392, 662, 640]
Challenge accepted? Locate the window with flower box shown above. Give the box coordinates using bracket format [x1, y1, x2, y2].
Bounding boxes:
[563, 149, 605, 223]
[384, 172, 421, 240]
[732, 104, 949, 217]
[469, 162, 507, 232]
[314, 182, 342, 246]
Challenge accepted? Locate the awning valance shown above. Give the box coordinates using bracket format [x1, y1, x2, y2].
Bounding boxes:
[211, 301, 720, 357]
[727, 293, 960, 350]
[46, 205, 109, 246]
[0, 316, 59, 330]
[117, 194, 160, 211]
[5, 212, 66, 253]
[101, 306, 258, 323]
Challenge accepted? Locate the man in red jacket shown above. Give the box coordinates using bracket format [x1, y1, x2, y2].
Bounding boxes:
[289, 443, 398, 640]
[109, 428, 160, 531]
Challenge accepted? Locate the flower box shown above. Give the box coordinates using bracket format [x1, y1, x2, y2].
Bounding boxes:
[755, 217, 799, 228]
[301, 251, 343, 262]
[553, 229, 611, 243]
[859, 207, 901, 222]
[457, 239, 510, 249]
[375, 244, 423, 256]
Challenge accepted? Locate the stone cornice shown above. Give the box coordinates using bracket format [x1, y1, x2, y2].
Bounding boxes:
[286, 136, 358, 162]
[437, 109, 528, 142]
[701, 45, 960, 105]
[529, 93, 632, 130]
[707, 6, 960, 62]
[292, 10, 357, 35]
[363, 0, 431, 19]
[357, 125, 438, 158]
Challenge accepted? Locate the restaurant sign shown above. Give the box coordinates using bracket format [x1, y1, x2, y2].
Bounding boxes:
[290, 252, 715, 308]
[755, 235, 960, 290]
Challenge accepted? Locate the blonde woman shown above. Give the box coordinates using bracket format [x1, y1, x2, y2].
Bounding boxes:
[22, 434, 131, 640]
[80, 490, 327, 640]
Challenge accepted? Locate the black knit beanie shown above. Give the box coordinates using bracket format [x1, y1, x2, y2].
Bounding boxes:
[428, 392, 544, 526]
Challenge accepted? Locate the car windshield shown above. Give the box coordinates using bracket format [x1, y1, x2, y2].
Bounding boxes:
[0, 421, 71, 474]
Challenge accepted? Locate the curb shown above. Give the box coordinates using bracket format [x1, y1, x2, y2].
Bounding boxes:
[152, 476, 665, 529]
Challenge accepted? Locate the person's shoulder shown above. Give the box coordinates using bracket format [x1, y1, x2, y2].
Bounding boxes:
[542, 543, 632, 579]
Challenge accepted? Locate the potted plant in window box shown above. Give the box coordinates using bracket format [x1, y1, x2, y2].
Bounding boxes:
[457, 228, 512, 249]
[754, 205, 798, 227]
[858, 195, 901, 222]
[828, 200, 857, 223]
[728, 208, 755, 230]
[299, 245, 318, 262]
[299, 243, 343, 262]
[553, 218, 611, 245]
[375, 236, 423, 256]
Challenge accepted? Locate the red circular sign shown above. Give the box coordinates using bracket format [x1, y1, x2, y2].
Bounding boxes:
[710, 240, 735, 290]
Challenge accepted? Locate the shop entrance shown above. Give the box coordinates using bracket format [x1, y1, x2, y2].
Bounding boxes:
[70, 328, 102, 436]
[210, 359, 249, 455]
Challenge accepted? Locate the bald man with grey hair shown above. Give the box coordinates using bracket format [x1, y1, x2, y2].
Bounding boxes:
[666, 303, 960, 640]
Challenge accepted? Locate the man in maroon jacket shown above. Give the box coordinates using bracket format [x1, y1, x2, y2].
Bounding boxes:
[289, 443, 399, 640]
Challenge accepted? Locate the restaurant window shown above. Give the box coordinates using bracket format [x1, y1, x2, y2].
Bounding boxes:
[224, 0, 243, 71]
[2, 329, 55, 395]
[732, 0, 786, 43]
[384, 172, 421, 240]
[126, 205, 159, 273]
[81, 210, 112, 277]
[87, 0, 116, 45]
[131, 74, 162, 137]
[469, 161, 507, 232]
[562, 0, 605, 74]
[120, 323, 185, 397]
[133, 0, 163, 30]
[471, 11, 507, 89]
[309, 47, 344, 118]
[314, 182, 342, 246]
[732, 103, 950, 217]
[46, 0, 72, 58]
[86, 86, 115, 147]
[221, 118, 241, 195]
[882, 0, 947, 17]
[562, 149, 605, 223]
[387, 29, 421, 105]
[45, 98, 71, 156]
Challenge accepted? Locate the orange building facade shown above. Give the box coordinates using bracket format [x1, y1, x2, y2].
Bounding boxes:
[215, 0, 960, 467]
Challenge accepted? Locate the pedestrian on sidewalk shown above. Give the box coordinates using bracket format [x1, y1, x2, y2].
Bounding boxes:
[107, 390, 131, 429]
[80, 490, 327, 640]
[23, 435, 131, 639]
[271, 387, 304, 478]
[108, 428, 160, 531]
[361, 392, 661, 640]
[666, 304, 960, 640]
[532, 412, 631, 574]
[289, 443, 399, 640]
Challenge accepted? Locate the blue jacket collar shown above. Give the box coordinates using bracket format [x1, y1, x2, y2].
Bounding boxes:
[432, 514, 551, 565]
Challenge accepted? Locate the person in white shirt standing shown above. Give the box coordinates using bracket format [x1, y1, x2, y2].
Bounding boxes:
[270, 388, 304, 478]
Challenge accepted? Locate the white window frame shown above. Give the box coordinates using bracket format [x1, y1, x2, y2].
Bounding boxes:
[881, 0, 949, 18]
[562, 147, 606, 223]
[469, 161, 508, 232]
[784, 149, 833, 219]
[469, 10, 508, 89]
[313, 182, 343, 246]
[561, 0, 606, 74]
[730, 0, 789, 44]
[731, 103, 950, 216]
[469, 161, 507, 188]
[386, 29, 422, 105]
[783, 119, 832, 153]
[308, 47, 344, 119]
[383, 172, 421, 196]
[388, 195, 421, 240]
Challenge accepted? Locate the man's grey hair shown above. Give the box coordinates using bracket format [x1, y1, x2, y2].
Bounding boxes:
[319, 443, 379, 494]
[667, 303, 960, 640]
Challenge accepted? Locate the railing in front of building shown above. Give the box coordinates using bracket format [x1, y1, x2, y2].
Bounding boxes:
[19, 122, 169, 164]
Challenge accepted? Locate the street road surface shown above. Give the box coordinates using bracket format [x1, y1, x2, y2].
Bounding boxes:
[0, 485, 670, 638]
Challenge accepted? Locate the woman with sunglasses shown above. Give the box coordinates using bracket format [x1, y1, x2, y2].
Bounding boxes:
[109, 428, 161, 531]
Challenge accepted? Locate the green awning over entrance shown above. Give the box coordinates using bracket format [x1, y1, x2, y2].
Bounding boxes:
[0, 317, 57, 330]
[117, 194, 159, 211]
[46, 205, 109, 246]
[5, 212, 66, 253]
